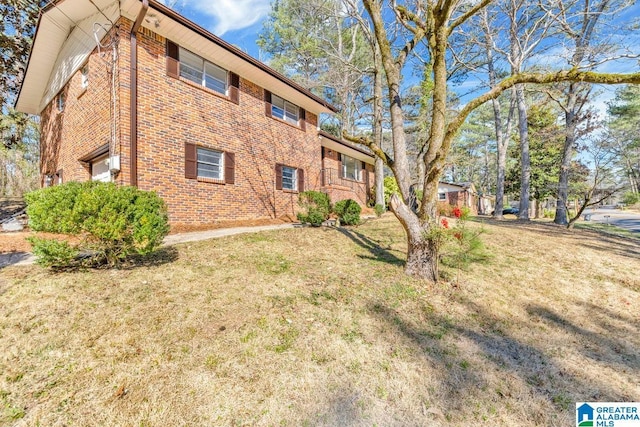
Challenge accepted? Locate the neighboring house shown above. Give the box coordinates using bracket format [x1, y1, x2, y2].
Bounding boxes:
[16, 0, 374, 227]
[437, 182, 478, 215]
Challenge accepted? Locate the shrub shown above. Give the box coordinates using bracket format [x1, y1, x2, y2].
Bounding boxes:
[374, 203, 385, 217]
[27, 237, 78, 268]
[334, 199, 362, 225]
[383, 176, 400, 207]
[622, 191, 639, 206]
[297, 191, 331, 226]
[25, 181, 170, 268]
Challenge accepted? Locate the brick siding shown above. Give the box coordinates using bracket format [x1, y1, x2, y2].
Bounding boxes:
[38, 17, 372, 227]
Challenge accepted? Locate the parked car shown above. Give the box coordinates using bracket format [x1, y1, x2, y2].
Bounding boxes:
[491, 207, 519, 216]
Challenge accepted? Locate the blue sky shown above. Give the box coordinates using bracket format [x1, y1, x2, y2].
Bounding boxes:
[158, 0, 270, 58]
[159, 0, 639, 116]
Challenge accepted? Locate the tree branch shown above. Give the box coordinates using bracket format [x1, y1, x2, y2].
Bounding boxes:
[448, 0, 493, 34]
[342, 131, 395, 168]
[446, 70, 640, 140]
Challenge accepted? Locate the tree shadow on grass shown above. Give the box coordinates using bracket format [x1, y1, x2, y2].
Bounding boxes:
[120, 246, 180, 269]
[335, 227, 404, 266]
[526, 304, 639, 373]
[367, 298, 634, 423]
[471, 217, 640, 261]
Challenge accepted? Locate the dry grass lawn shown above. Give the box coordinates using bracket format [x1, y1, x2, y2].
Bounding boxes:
[0, 214, 638, 426]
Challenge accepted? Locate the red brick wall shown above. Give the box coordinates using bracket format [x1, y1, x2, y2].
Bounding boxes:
[38, 17, 371, 226]
[321, 147, 374, 206]
[130, 21, 325, 225]
[439, 190, 478, 215]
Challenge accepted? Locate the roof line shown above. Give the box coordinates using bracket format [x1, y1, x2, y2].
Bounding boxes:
[14, 7, 46, 110]
[146, 0, 338, 113]
[318, 130, 374, 158]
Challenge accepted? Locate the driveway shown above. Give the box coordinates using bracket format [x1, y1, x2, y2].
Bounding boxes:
[583, 206, 640, 234]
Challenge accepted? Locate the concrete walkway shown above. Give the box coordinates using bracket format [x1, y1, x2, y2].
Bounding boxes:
[0, 223, 298, 268]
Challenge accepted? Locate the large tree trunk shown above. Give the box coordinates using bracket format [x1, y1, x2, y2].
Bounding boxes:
[389, 194, 438, 281]
[554, 89, 578, 225]
[515, 84, 531, 220]
[373, 63, 385, 208]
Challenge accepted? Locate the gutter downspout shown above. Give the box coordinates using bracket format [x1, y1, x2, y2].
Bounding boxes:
[129, 0, 149, 187]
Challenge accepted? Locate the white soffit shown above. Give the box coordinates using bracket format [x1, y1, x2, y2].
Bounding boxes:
[16, 0, 119, 114]
[319, 136, 374, 165]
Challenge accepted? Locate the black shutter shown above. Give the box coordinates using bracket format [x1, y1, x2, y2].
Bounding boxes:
[264, 90, 272, 117]
[229, 72, 240, 104]
[275, 163, 283, 190]
[299, 108, 306, 131]
[297, 168, 304, 192]
[166, 40, 180, 78]
[185, 142, 197, 179]
[225, 151, 235, 184]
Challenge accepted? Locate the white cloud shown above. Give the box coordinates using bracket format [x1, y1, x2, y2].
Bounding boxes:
[161, 0, 271, 36]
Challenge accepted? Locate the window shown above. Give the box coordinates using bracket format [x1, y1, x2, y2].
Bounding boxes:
[281, 166, 297, 191]
[179, 47, 227, 95]
[341, 154, 361, 181]
[271, 94, 299, 125]
[184, 143, 235, 184]
[197, 147, 224, 180]
[91, 155, 111, 182]
[438, 192, 447, 201]
[167, 41, 239, 104]
[276, 163, 304, 192]
[56, 93, 65, 112]
[81, 65, 89, 89]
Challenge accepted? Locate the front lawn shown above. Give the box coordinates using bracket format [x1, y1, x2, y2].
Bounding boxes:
[1, 215, 638, 426]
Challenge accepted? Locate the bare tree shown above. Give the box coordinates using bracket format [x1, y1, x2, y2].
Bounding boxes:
[345, 0, 640, 281]
[547, 0, 638, 225]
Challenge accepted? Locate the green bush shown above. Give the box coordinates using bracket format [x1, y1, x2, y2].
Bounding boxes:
[374, 203, 385, 217]
[27, 237, 79, 268]
[25, 181, 170, 268]
[383, 176, 400, 207]
[622, 191, 639, 206]
[333, 199, 361, 225]
[297, 191, 331, 226]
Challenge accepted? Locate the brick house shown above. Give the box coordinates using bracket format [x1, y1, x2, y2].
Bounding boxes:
[437, 182, 478, 215]
[16, 0, 374, 227]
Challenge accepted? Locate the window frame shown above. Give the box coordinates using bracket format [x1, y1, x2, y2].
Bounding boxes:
[271, 94, 299, 125]
[281, 165, 297, 191]
[196, 146, 225, 181]
[438, 192, 447, 201]
[340, 154, 362, 181]
[178, 47, 228, 96]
